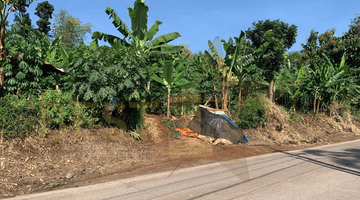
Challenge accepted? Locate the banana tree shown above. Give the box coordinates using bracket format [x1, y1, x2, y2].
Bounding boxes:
[150, 60, 195, 119]
[209, 31, 269, 111]
[232, 39, 269, 104]
[92, 0, 183, 55]
[203, 41, 221, 109]
[275, 60, 308, 113]
[305, 53, 359, 114]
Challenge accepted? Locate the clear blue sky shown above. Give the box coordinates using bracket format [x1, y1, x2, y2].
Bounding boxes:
[7, 0, 360, 54]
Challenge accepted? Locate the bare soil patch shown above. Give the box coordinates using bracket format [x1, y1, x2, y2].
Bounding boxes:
[1, 111, 360, 198]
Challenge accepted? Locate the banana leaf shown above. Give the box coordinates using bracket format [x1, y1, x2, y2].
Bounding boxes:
[105, 7, 134, 39]
[146, 32, 181, 48]
[146, 20, 162, 41]
[128, 0, 149, 41]
[163, 61, 173, 85]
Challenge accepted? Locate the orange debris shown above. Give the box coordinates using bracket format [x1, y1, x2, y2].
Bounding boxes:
[175, 128, 198, 138]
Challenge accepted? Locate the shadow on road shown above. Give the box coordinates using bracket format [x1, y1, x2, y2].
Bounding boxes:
[267, 146, 360, 176]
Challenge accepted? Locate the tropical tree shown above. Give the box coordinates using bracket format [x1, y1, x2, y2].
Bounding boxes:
[204, 31, 269, 111]
[275, 60, 308, 113]
[301, 29, 320, 68]
[53, 9, 93, 52]
[232, 39, 269, 104]
[0, 0, 34, 87]
[286, 51, 302, 69]
[1, 24, 66, 94]
[0, 0, 33, 60]
[342, 15, 360, 71]
[246, 19, 297, 102]
[203, 41, 222, 109]
[92, 0, 183, 55]
[304, 53, 360, 114]
[150, 59, 195, 119]
[13, 0, 31, 34]
[34, 1, 54, 36]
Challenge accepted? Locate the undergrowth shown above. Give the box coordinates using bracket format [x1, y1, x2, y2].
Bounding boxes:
[161, 119, 181, 139]
[0, 90, 98, 139]
[233, 95, 267, 129]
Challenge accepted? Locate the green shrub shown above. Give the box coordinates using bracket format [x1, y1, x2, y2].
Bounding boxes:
[235, 95, 266, 129]
[0, 90, 98, 139]
[0, 94, 39, 138]
[38, 90, 97, 134]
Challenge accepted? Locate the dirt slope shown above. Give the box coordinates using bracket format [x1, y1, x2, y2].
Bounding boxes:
[1, 111, 360, 198]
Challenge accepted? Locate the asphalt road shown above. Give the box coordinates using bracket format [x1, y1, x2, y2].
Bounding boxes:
[10, 140, 360, 200]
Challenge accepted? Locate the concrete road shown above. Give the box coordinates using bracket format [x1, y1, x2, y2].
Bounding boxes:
[10, 140, 360, 200]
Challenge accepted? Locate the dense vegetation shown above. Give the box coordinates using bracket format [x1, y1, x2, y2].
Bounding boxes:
[1, 0, 360, 139]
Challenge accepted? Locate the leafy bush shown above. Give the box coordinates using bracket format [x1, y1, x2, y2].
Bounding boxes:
[58, 43, 149, 130]
[0, 90, 97, 139]
[235, 95, 266, 129]
[62, 43, 148, 103]
[0, 94, 39, 138]
[2, 24, 66, 95]
[38, 90, 97, 133]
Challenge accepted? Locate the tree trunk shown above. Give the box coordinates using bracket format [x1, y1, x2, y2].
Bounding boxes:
[147, 81, 151, 91]
[221, 73, 227, 109]
[0, 68, 3, 87]
[181, 95, 184, 116]
[0, 25, 8, 87]
[313, 93, 317, 114]
[269, 78, 274, 102]
[316, 97, 321, 115]
[55, 73, 59, 92]
[167, 89, 171, 119]
[238, 87, 242, 104]
[222, 72, 233, 111]
[212, 78, 219, 109]
[293, 101, 296, 114]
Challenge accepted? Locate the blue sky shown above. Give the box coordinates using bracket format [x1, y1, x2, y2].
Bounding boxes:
[7, 0, 360, 54]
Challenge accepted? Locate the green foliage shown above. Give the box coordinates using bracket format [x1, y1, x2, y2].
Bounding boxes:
[161, 119, 181, 139]
[92, 0, 183, 55]
[161, 119, 181, 131]
[306, 53, 360, 111]
[286, 51, 302, 69]
[64, 44, 148, 103]
[170, 88, 200, 115]
[235, 95, 267, 129]
[60, 43, 149, 130]
[2, 24, 62, 94]
[53, 9, 93, 52]
[275, 60, 308, 109]
[34, 1, 54, 36]
[38, 90, 97, 133]
[50, 182, 61, 189]
[0, 90, 97, 139]
[0, 94, 39, 138]
[129, 130, 142, 140]
[246, 19, 297, 82]
[13, 0, 32, 34]
[150, 58, 195, 118]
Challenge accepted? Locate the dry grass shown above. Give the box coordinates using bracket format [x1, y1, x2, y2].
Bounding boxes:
[244, 96, 360, 145]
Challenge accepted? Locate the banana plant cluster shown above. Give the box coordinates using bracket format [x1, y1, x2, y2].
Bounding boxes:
[204, 31, 269, 110]
[92, 0, 183, 56]
[150, 59, 195, 119]
[306, 53, 360, 114]
[276, 52, 360, 114]
[275, 60, 308, 113]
